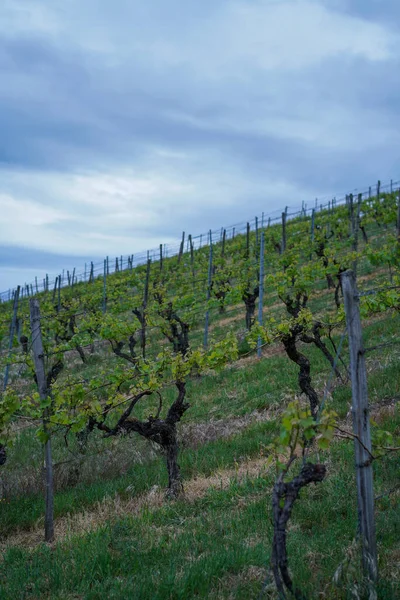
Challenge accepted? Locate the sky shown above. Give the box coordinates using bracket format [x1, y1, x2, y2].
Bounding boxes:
[1, 0, 399, 293]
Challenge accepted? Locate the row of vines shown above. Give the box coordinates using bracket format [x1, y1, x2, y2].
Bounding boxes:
[0, 185, 399, 597]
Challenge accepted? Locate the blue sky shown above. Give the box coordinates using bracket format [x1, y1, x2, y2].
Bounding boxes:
[1, 0, 399, 292]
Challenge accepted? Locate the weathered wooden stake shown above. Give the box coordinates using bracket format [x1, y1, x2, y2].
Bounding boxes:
[178, 232, 185, 263]
[203, 231, 213, 349]
[30, 298, 55, 544]
[103, 260, 107, 314]
[257, 231, 265, 358]
[281, 212, 286, 254]
[397, 189, 400, 245]
[341, 270, 377, 587]
[3, 286, 20, 390]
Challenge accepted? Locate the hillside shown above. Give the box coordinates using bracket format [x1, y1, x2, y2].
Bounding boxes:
[0, 186, 399, 599]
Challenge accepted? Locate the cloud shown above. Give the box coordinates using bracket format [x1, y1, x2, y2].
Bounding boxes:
[0, 0, 399, 291]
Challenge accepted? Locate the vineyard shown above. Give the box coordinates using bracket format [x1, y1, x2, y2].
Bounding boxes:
[0, 182, 399, 599]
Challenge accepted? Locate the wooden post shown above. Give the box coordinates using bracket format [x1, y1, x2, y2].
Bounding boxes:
[52, 277, 58, 303]
[349, 193, 354, 237]
[159, 244, 163, 271]
[281, 212, 286, 254]
[35, 277, 39, 294]
[257, 231, 265, 358]
[89, 262, 94, 283]
[221, 229, 226, 258]
[246, 222, 250, 259]
[310, 209, 315, 244]
[341, 270, 377, 586]
[102, 260, 107, 314]
[390, 179, 393, 194]
[84, 263, 87, 282]
[178, 232, 185, 263]
[255, 216, 259, 251]
[352, 194, 361, 275]
[106, 256, 109, 276]
[30, 298, 55, 544]
[71, 268, 76, 286]
[376, 180, 380, 201]
[232, 227, 235, 239]
[204, 230, 213, 348]
[397, 189, 400, 245]
[57, 276, 61, 313]
[3, 286, 20, 390]
[189, 234, 194, 280]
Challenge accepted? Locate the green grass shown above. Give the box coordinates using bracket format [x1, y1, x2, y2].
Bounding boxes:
[0, 199, 399, 598]
[0, 312, 399, 598]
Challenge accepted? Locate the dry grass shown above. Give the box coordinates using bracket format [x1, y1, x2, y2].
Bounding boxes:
[0, 455, 272, 555]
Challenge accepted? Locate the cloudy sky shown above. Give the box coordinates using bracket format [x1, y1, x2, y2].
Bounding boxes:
[1, 0, 399, 293]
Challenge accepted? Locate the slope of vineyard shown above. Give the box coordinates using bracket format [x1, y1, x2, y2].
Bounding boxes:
[0, 188, 399, 599]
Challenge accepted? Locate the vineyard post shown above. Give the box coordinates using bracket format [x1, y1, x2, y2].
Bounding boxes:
[203, 230, 213, 348]
[261, 212, 264, 228]
[268, 217, 271, 228]
[178, 232, 185, 264]
[89, 262, 94, 283]
[120, 256, 123, 272]
[341, 270, 377, 586]
[232, 227, 235, 240]
[352, 194, 361, 274]
[102, 259, 107, 314]
[106, 256, 109, 276]
[257, 231, 265, 358]
[46, 274, 49, 292]
[52, 277, 58, 303]
[189, 235, 195, 281]
[115, 257, 119, 272]
[84, 263, 87, 282]
[310, 208, 315, 260]
[368, 186, 371, 199]
[377, 180, 380, 201]
[72, 268, 76, 286]
[35, 277, 39, 294]
[57, 276, 61, 313]
[141, 257, 151, 359]
[255, 216, 259, 251]
[281, 212, 286, 254]
[30, 298, 55, 544]
[397, 189, 400, 245]
[349, 193, 354, 237]
[67, 271, 71, 286]
[159, 244, 163, 272]
[390, 179, 393, 194]
[3, 286, 20, 390]
[246, 222, 250, 258]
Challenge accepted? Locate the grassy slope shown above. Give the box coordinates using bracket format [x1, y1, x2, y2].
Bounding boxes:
[0, 199, 399, 599]
[0, 315, 399, 599]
